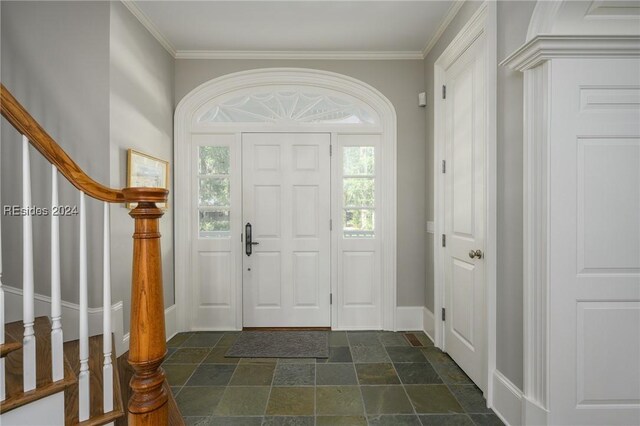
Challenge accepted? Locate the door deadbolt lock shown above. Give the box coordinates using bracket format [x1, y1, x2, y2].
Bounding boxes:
[468, 249, 483, 259]
[245, 222, 259, 256]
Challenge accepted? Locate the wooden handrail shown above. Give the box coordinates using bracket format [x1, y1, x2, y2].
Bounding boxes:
[0, 84, 124, 203]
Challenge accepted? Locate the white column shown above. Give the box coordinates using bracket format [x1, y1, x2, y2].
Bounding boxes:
[22, 136, 36, 392]
[78, 192, 90, 421]
[51, 165, 64, 382]
[102, 203, 113, 413]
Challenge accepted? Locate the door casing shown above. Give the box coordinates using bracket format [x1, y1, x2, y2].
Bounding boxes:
[433, 1, 497, 403]
[174, 68, 398, 333]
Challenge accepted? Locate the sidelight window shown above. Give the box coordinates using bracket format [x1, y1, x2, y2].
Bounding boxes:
[198, 146, 231, 238]
[342, 146, 375, 238]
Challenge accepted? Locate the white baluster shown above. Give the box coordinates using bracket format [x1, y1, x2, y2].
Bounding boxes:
[51, 165, 64, 381]
[78, 192, 90, 421]
[22, 136, 36, 392]
[102, 203, 113, 413]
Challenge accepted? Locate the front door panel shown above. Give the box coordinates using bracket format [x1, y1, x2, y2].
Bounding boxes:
[242, 133, 331, 327]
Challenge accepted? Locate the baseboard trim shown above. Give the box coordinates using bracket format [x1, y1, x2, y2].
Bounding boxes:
[4, 285, 125, 353]
[164, 304, 178, 342]
[523, 395, 548, 426]
[395, 306, 424, 331]
[4, 285, 179, 357]
[492, 370, 523, 426]
[422, 307, 435, 342]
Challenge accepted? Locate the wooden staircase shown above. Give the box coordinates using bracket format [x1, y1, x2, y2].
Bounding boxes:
[1, 317, 75, 414]
[0, 316, 185, 425]
[1, 317, 126, 425]
[1, 84, 184, 425]
[63, 332, 124, 425]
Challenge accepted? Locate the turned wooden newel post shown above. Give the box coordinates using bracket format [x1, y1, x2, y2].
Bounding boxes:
[124, 187, 170, 426]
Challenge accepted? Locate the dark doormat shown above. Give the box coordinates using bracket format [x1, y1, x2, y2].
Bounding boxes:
[226, 331, 329, 358]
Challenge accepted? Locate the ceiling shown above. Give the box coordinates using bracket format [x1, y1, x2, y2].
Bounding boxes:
[125, 1, 460, 59]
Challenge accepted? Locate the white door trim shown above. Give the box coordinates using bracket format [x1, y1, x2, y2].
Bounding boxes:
[433, 1, 497, 404]
[174, 68, 397, 332]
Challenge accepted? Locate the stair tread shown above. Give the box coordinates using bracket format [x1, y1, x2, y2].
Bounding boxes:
[63, 334, 125, 425]
[1, 316, 76, 414]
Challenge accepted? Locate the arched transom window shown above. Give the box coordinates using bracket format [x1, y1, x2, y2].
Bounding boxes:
[196, 88, 379, 125]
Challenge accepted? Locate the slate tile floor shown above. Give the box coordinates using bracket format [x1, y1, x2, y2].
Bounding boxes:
[164, 331, 503, 426]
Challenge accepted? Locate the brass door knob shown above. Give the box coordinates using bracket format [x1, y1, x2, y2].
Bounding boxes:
[468, 249, 483, 259]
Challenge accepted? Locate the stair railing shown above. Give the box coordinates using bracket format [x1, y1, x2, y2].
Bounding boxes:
[1, 84, 170, 425]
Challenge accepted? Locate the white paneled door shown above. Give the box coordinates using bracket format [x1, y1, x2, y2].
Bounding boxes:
[443, 31, 486, 390]
[242, 133, 331, 327]
[549, 59, 640, 425]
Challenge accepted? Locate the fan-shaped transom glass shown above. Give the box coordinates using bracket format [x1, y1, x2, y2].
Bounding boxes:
[196, 89, 378, 125]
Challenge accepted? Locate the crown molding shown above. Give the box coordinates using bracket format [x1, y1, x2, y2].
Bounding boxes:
[422, 0, 465, 58]
[122, 0, 453, 61]
[501, 35, 640, 71]
[174, 50, 424, 60]
[120, 0, 176, 57]
[435, 2, 487, 68]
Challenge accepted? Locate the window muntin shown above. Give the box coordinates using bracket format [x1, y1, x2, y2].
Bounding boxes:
[343, 146, 375, 238]
[198, 146, 231, 238]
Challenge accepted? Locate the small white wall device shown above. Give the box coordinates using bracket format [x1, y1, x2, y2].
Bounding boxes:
[418, 92, 427, 107]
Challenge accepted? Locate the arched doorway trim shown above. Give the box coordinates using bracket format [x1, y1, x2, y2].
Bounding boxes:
[174, 68, 397, 332]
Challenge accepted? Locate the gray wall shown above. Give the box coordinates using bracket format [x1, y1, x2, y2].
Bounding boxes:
[423, 0, 482, 319]
[109, 2, 175, 332]
[1, 1, 111, 307]
[495, 0, 536, 391]
[423, 1, 536, 390]
[175, 59, 427, 306]
[0, 1, 175, 337]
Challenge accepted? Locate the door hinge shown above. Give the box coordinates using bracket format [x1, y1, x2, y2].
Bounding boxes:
[442, 85, 446, 99]
[441, 308, 446, 321]
[240, 233, 243, 242]
[330, 293, 333, 305]
[442, 234, 446, 247]
[442, 160, 446, 173]
[330, 219, 333, 231]
[330, 145, 333, 156]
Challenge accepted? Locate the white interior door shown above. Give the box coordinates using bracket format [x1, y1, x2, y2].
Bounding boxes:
[242, 133, 331, 327]
[442, 32, 486, 389]
[549, 58, 640, 425]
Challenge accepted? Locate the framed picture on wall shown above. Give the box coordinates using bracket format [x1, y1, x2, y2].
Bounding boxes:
[127, 149, 169, 209]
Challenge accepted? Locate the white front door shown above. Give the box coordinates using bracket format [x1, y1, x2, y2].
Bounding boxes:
[242, 133, 331, 327]
[442, 31, 486, 389]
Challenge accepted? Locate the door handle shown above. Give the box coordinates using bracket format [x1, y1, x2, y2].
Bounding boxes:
[468, 249, 483, 259]
[245, 222, 259, 256]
